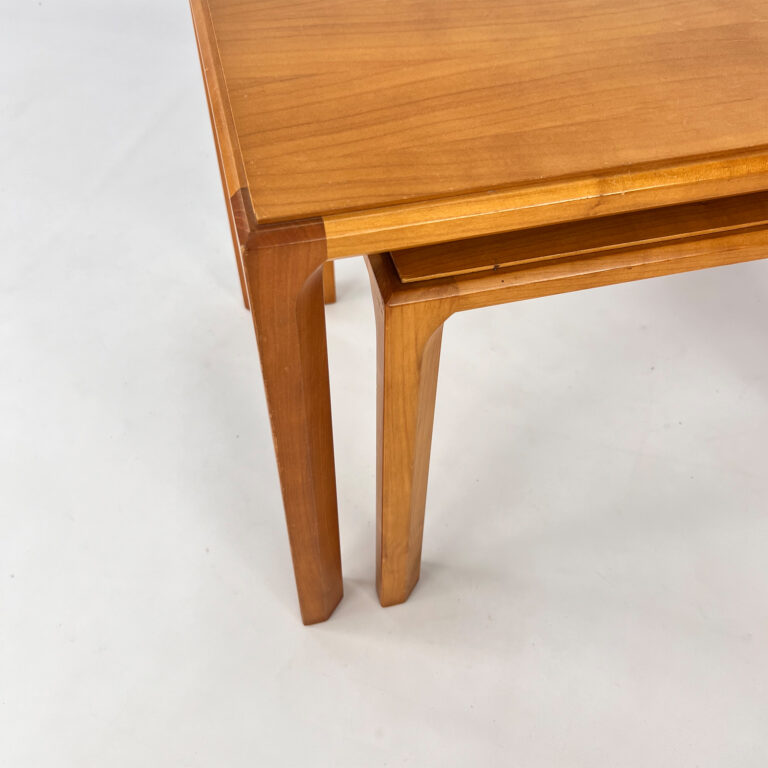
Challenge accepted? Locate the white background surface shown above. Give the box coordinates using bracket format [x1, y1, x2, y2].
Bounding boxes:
[2, 2, 768, 766]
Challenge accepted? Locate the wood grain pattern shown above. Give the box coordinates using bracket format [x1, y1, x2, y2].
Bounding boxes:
[191, 0, 768, 622]
[192, 0, 345, 626]
[386, 224, 768, 312]
[368, 255, 445, 606]
[242, 220, 343, 625]
[190, 0, 247, 199]
[369, 210, 768, 608]
[207, 0, 768, 232]
[392, 191, 768, 282]
[191, 0, 336, 305]
[190, 0, 250, 305]
[325, 151, 768, 258]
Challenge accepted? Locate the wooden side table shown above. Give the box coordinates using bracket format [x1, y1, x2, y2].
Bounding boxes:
[189, 0, 768, 623]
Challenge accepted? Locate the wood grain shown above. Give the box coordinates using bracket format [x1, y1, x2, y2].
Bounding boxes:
[242, 220, 343, 624]
[367, 255, 445, 606]
[191, 0, 768, 622]
[207, 0, 768, 232]
[190, 0, 247, 199]
[191, 0, 337, 304]
[190, 0, 250, 305]
[325, 151, 768, 258]
[386, 226, 768, 312]
[369, 210, 768, 608]
[392, 191, 768, 282]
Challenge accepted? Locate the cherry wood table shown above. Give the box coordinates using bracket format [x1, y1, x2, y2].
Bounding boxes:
[189, 0, 768, 623]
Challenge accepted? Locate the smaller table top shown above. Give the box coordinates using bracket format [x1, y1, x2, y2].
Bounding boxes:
[391, 191, 768, 281]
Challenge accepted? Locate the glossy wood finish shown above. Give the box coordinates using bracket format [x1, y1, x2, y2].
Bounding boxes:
[191, 0, 768, 622]
[190, 0, 336, 305]
[190, 0, 250, 306]
[206, 0, 768, 247]
[192, 0, 341, 623]
[196, 0, 768, 258]
[325, 152, 768, 259]
[393, 191, 768, 283]
[369, 273, 445, 606]
[370, 203, 768, 605]
[243, 220, 343, 624]
[387, 220, 768, 313]
[190, 0, 247, 200]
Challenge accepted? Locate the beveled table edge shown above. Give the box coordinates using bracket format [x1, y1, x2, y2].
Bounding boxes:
[191, 0, 768, 260]
[323, 148, 768, 258]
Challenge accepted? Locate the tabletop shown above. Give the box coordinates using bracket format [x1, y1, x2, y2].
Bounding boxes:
[196, 0, 768, 256]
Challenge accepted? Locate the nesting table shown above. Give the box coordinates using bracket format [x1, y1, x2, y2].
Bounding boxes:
[190, 0, 768, 623]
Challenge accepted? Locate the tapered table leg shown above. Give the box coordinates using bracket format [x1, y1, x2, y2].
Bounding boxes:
[242, 220, 343, 624]
[366, 254, 448, 606]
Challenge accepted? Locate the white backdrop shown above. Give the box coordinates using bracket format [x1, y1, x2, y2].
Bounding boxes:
[2, 2, 768, 766]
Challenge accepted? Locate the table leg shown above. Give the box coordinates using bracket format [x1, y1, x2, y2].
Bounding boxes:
[242, 220, 343, 624]
[366, 254, 447, 606]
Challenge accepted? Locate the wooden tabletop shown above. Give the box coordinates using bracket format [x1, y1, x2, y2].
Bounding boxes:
[197, 0, 768, 256]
